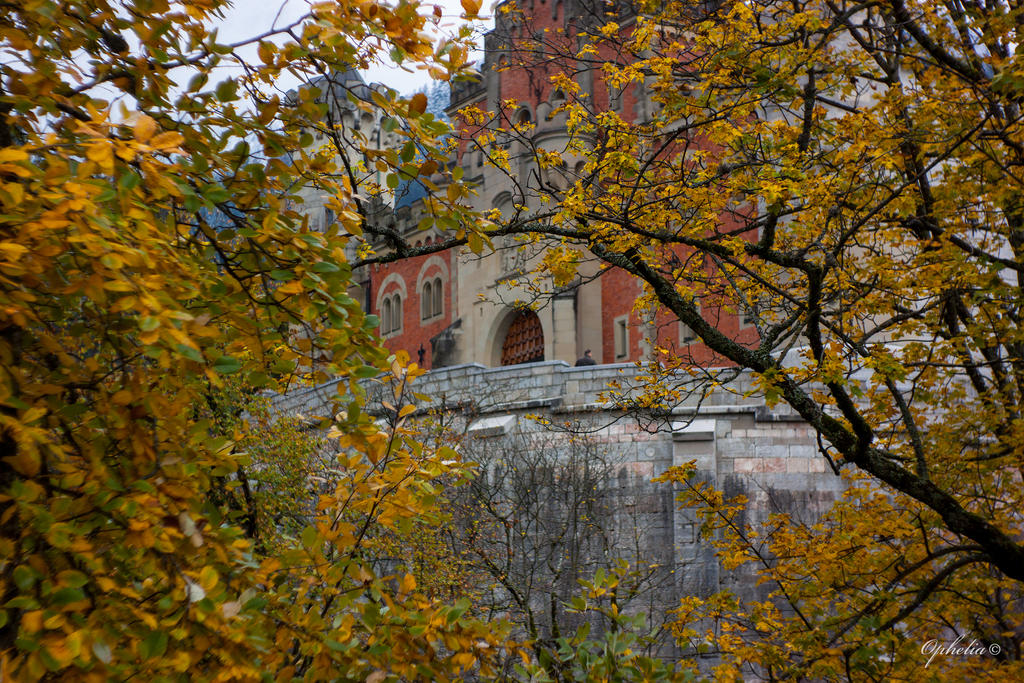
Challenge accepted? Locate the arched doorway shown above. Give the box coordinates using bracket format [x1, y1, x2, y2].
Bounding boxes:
[500, 310, 544, 366]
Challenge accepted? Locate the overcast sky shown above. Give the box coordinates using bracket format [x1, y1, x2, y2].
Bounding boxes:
[215, 0, 492, 96]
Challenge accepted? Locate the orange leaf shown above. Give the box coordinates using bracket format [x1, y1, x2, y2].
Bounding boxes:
[409, 92, 428, 116]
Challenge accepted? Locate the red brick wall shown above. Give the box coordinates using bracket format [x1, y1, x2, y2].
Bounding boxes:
[599, 267, 640, 363]
[598, 236, 761, 367]
[374, 2, 760, 370]
[370, 243, 454, 369]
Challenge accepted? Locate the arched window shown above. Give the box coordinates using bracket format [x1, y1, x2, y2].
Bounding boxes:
[421, 281, 432, 320]
[382, 298, 392, 335]
[390, 294, 402, 333]
[421, 277, 444, 321]
[381, 293, 403, 335]
[415, 257, 447, 321]
[376, 273, 407, 337]
[432, 277, 442, 318]
[500, 310, 544, 366]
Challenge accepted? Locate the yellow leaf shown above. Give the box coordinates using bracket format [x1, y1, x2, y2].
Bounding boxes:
[86, 142, 113, 171]
[460, 0, 482, 17]
[7, 448, 41, 476]
[149, 131, 184, 151]
[22, 407, 46, 423]
[1, 182, 24, 206]
[277, 280, 304, 295]
[0, 242, 28, 261]
[102, 279, 135, 292]
[134, 114, 157, 143]
[199, 565, 219, 591]
[0, 149, 28, 162]
[257, 41, 275, 65]
[21, 610, 43, 633]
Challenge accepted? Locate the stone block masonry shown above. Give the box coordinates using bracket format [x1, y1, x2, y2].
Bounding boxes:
[275, 359, 847, 612]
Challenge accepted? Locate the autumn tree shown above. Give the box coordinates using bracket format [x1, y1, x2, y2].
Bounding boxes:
[0, 0, 515, 680]
[359, 375, 693, 681]
[455, 425, 680, 676]
[348, 0, 1024, 677]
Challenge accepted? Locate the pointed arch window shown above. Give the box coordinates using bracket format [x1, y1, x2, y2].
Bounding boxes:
[381, 293, 402, 336]
[421, 276, 444, 321]
[432, 277, 442, 316]
[421, 281, 433, 320]
[392, 294, 402, 334]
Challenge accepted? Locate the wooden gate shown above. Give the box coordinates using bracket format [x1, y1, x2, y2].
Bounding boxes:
[500, 311, 544, 366]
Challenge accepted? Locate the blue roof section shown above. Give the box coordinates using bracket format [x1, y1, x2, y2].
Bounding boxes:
[198, 205, 235, 229]
[395, 177, 429, 209]
[393, 82, 450, 211]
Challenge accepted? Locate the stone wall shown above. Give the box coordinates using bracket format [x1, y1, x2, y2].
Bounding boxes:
[274, 360, 847, 612]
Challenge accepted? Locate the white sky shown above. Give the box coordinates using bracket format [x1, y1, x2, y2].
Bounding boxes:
[215, 0, 493, 96]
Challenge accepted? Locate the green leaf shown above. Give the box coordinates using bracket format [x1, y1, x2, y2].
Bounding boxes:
[243, 596, 268, 612]
[213, 356, 242, 374]
[176, 345, 204, 363]
[215, 79, 237, 101]
[247, 371, 272, 388]
[140, 630, 168, 659]
[324, 639, 348, 652]
[119, 171, 140, 190]
[12, 565, 35, 591]
[188, 73, 207, 92]
[400, 141, 416, 163]
[5, 596, 40, 609]
[271, 358, 296, 374]
[352, 365, 379, 379]
[310, 261, 340, 273]
[203, 184, 230, 204]
[446, 597, 470, 624]
[50, 587, 85, 606]
[300, 525, 317, 549]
